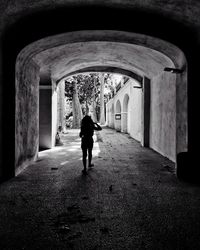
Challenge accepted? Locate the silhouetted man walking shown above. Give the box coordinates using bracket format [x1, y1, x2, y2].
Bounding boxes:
[79, 115, 102, 174]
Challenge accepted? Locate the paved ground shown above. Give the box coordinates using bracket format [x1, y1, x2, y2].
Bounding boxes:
[0, 127, 200, 250]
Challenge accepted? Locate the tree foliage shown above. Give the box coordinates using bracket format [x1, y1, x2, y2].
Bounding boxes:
[64, 72, 129, 123]
[65, 73, 101, 116]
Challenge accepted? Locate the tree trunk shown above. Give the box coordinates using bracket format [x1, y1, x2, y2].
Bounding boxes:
[91, 78, 97, 122]
[57, 80, 65, 131]
[92, 99, 97, 122]
[72, 81, 83, 128]
[99, 73, 105, 125]
[85, 99, 89, 115]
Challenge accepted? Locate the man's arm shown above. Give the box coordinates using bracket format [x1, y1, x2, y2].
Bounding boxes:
[93, 123, 102, 131]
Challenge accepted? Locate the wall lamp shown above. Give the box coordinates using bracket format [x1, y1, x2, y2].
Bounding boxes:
[164, 67, 184, 74]
[133, 82, 143, 89]
[133, 86, 142, 89]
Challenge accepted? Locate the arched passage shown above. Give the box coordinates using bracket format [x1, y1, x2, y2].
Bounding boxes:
[12, 30, 188, 179]
[122, 94, 129, 133]
[0, 1, 199, 183]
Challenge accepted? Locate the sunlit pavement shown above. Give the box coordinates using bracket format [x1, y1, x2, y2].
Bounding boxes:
[0, 127, 200, 249]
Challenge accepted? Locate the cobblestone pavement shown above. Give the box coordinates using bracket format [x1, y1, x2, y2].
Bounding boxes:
[0, 127, 200, 250]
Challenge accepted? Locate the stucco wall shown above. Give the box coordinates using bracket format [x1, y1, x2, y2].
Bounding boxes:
[107, 74, 176, 162]
[52, 87, 58, 147]
[15, 59, 40, 175]
[39, 87, 52, 149]
[0, 37, 3, 180]
[106, 79, 142, 142]
[0, 74, 1, 179]
[150, 72, 176, 162]
[129, 87, 142, 142]
[39, 84, 57, 150]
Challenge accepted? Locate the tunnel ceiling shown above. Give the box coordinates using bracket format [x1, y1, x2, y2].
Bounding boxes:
[33, 41, 174, 82]
[1, 0, 200, 28]
[2, 1, 197, 84]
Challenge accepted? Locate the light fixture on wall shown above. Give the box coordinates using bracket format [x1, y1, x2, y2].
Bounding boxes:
[133, 86, 142, 89]
[133, 81, 143, 89]
[164, 67, 184, 74]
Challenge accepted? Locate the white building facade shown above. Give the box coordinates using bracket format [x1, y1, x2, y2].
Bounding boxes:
[106, 74, 176, 163]
[106, 78, 142, 142]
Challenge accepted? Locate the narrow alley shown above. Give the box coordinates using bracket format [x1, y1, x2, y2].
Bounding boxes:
[0, 127, 200, 250]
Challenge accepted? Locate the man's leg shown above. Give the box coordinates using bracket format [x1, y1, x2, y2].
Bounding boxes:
[88, 148, 93, 167]
[82, 147, 87, 173]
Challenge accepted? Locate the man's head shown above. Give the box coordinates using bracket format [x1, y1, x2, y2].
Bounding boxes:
[81, 115, 93, 126]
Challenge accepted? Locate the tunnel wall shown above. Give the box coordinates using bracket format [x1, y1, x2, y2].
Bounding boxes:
[150, 72, 176, 162]
[52, 85, 58, 148]
[39, 84, 58, 150]
[129, 85, 142, 142]
[39, 87, 52, 149]
[0, 87, 1, 179]
[15, 59, 40, 175]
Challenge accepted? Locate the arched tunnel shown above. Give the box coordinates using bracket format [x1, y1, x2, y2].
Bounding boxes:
[0, 2, 200, 249]
[1, 5, 197, 182]
[15, 30, 187, 177]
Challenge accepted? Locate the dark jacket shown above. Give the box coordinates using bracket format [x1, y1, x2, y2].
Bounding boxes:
[80, 122, 102, 139]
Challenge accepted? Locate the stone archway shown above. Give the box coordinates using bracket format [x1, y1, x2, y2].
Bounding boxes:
[15, 30, 187, 177]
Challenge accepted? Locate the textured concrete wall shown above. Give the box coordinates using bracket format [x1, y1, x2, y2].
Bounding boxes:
[0, 38, 2, 180]
[15, 59, 40, 175]
[33, 40, 174, 82]
[141, 77, 150, 147]
[39, 84, 57, 149]
[176, 70, 188, 155]
[52, 86, 58, 147]
[129, 86, 142, 142]
[39, 87, 52, 149]
[150, 72, 176, 162]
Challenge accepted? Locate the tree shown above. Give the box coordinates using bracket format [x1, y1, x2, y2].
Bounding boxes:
[91, 76, 98, 122]
[78, 74, 95, 115]
[99, 73, 105, 125]
[65, 76, 83, 128]
[78, 73, 100, 121]
[65, 72, 123, 127]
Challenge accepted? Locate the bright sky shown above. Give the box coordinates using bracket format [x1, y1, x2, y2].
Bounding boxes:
[112, 74, 123, 84]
